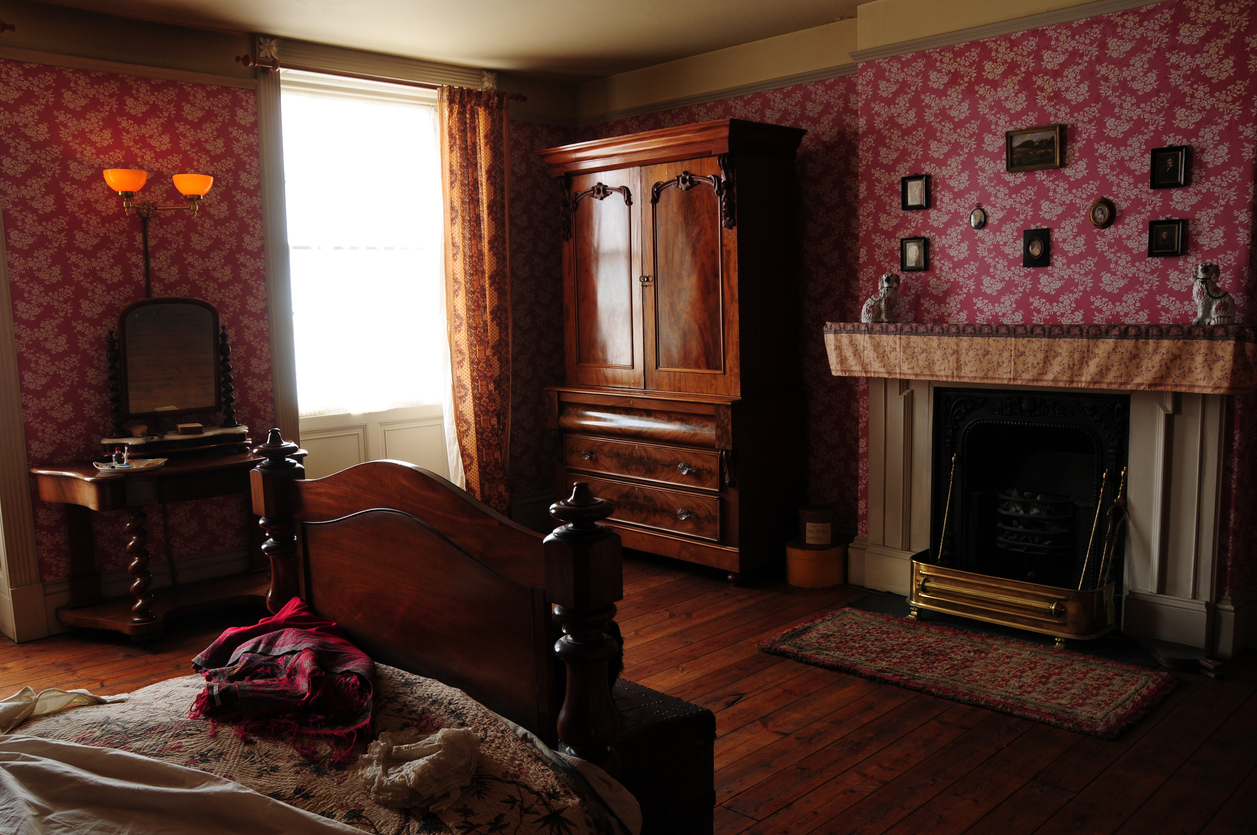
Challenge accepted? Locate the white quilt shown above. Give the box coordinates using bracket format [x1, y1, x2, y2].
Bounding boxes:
[0, 734, 365, 834]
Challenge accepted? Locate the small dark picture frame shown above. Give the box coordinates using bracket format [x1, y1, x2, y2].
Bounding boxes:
[1023, 228, 1051, 267]
[1148, 219, 1187, 257]
[900, 237, 928, 272]
[901, 174, 930, 210]
[1006, 124, 1065, 172]
[1088, 198, 1115, 229]
[1150, 145, 1190, 189]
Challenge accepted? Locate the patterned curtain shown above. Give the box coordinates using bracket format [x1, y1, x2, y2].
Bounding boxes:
[438, 87, 511, 514]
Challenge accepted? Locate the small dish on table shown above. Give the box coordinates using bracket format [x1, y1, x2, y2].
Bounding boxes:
[93, 457, 167, 473]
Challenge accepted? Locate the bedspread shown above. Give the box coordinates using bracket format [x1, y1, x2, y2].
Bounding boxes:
[17, 664, 636, 835]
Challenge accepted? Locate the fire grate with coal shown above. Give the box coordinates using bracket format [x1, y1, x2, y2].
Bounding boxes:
[910, 388, 1130, 646]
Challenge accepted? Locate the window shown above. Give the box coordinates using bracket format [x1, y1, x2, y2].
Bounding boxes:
[279, 71, 445, 418]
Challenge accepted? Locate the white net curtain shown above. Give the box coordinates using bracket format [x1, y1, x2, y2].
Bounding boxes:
[280, 71, 446, 419]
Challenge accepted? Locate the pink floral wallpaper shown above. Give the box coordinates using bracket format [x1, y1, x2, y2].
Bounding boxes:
[857, 0, 1255, 325]
[508, 78, 864, 528]
[506, 119, 573, 506]
[854, 0, 1257, 592]
[4, 0, 1254, 605]
[0, 60, 272, 581]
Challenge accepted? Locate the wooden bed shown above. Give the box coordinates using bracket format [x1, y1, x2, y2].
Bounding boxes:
[11, 429, 687, 834]
[249, 428, 623, 766]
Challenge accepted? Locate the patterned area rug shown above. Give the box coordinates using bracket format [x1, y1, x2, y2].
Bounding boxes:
[758, 609, 1177, 738]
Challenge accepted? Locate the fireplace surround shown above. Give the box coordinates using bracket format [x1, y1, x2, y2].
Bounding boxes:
[825, 322, 1256, 658]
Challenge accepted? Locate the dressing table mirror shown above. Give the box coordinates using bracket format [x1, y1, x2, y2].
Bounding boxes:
[120, 298, 220, 417]
[104, 296, 245, 456]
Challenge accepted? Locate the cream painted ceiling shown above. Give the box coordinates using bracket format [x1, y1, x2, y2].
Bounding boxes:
[40, 0, 864, 80]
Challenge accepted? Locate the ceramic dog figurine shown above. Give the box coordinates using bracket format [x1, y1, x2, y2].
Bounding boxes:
[860, 273, 901, 324]
[1192, 263, 1235, 325]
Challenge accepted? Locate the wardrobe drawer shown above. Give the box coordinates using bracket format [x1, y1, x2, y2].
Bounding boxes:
[564, 435, 720, 490]
[574, 476, 720, 542]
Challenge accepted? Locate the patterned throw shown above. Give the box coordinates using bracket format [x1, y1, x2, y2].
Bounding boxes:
[190, 598, 374, 763]
[758, 609, 1177, 738]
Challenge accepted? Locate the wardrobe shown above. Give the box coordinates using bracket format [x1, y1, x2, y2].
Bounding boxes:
[540, 119, 806, 582]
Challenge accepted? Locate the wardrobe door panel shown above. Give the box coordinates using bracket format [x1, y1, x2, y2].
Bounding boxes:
[643, 158, 739, 396]
[564, 169, 643, 388]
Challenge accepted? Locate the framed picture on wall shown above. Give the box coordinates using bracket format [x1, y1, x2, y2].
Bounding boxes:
[1088, 198, 1115, 229]
[1023, 228, 1051, 267]
[1148, 219, 1187, 256]
[1006, 124, 1065, 172]
[901, 174, 930, 210]
[901, 237, 928, 271]
[1150, 145, 1191, 189]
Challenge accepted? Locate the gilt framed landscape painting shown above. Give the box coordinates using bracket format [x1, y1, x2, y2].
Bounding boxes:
[1006, 125, 1064, 172]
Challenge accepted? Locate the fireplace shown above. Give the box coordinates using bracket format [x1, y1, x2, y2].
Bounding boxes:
[930, 388, 1129, 591]
[906, 388, 1130, 643]
[824, 323, 1249, 657]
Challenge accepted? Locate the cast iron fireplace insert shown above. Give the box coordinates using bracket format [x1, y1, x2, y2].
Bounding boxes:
[910, 387, 1130, 642]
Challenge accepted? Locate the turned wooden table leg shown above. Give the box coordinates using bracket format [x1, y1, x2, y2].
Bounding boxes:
[125, 507, 155, 623]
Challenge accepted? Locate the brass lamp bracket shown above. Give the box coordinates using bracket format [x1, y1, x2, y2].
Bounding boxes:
[129, 198, 200, 219]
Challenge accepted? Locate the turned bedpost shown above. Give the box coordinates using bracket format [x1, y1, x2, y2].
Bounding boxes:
[545, 482, 623, 775]
[251, 428, 306, 612]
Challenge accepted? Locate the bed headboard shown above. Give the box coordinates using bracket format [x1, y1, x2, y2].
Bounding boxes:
[249, 430, 623, 769]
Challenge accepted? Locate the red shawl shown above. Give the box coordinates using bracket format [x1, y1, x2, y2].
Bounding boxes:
[189, 598, 374, 763]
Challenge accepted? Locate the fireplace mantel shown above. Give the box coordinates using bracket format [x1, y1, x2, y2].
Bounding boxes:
[836, 326, 1253, 656]
[824, 322, 1257, 395]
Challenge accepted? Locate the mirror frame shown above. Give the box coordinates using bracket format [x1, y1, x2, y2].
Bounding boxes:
[117, 297, 222, 421]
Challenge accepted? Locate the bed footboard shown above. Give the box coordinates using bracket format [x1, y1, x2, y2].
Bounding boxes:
[250, 429, 623, 773]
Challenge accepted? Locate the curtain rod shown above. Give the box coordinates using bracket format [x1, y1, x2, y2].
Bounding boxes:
[238, 54, 526, 101]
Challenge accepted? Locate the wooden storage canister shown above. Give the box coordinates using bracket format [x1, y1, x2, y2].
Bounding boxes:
[786, 540, 846, 588]
[797, 504, 836, 549]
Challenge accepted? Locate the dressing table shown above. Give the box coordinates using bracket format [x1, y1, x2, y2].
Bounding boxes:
[30, 298, 300, 638]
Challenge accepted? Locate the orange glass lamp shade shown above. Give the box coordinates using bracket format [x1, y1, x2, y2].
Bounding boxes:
[173, 174, 213, 197]
[103, 168, 148, 194]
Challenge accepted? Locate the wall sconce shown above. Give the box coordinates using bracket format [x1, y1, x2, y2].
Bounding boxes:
[103, 168, 213, 298]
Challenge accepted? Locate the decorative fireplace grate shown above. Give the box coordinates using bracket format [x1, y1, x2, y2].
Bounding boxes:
[994, 489, 1075, 581]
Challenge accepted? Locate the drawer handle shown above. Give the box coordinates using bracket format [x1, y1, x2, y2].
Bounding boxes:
[676, 508, 694, 521]
[677, 462, 696, 476]
[579, 450, 595, 460]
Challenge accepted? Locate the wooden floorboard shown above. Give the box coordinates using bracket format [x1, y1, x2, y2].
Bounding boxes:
[2, 553, 1256, 834]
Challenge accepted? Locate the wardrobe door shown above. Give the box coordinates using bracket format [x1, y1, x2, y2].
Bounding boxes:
[641, 157, 739, 396]
[562, 169, 644, 389]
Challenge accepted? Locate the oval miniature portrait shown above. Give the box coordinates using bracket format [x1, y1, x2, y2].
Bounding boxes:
[1028, 237, 1044, 258]
[1088, 198, 1115, 229]
[970, 207, 986, 229]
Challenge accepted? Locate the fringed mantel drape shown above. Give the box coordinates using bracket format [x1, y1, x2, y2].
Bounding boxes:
[438, 87, 512, 514]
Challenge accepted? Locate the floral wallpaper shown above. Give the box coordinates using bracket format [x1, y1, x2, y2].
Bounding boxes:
[0, 60, 272, 581]
[4, 0, 1254, 604]
[854, 0, 1257, 592]
[506, 119, 573, 506]
[506, 79, 864, 527]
